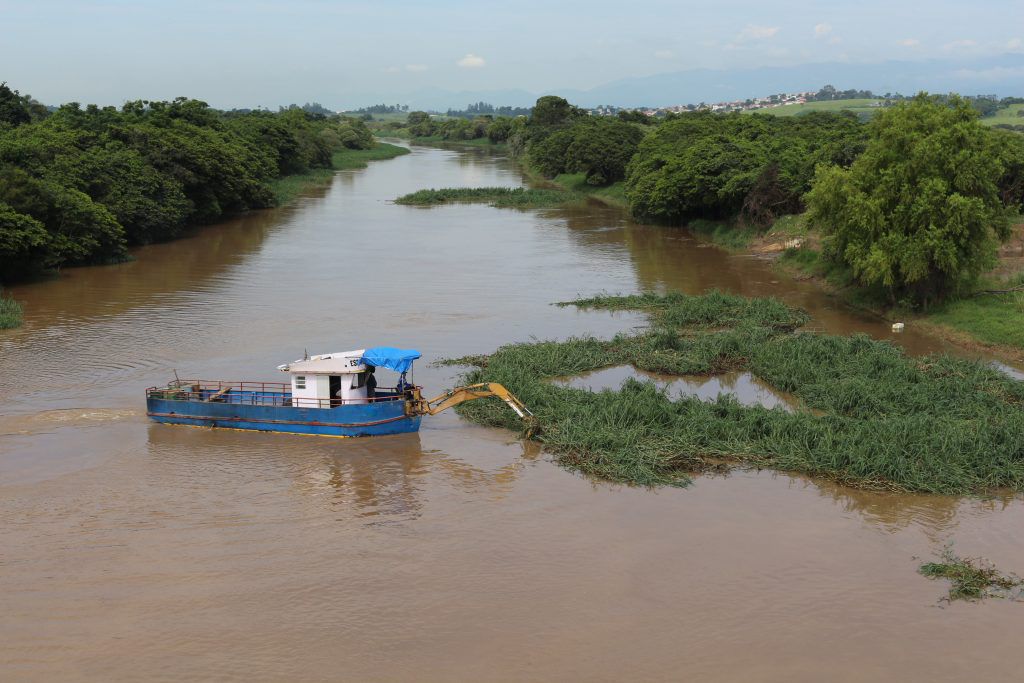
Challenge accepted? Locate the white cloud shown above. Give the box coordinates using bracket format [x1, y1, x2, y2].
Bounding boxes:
[383, 66, 401, 73]
[405, 64, 427, 72]
[1007, 38, 1023, 50]
[737, 24, 778, 42]
[943, 39, 977, 51]
[898, 38, 920, 47]
[654, 49, 674, 59]
[813, 23, 832, 38]
[828, 36, 842, 45]
[456, 53, 485, 68]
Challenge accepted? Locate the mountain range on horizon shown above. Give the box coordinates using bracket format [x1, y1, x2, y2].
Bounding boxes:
[341, 52, 1024, 112]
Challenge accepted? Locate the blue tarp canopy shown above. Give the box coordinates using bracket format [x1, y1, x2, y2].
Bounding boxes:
[359, 347, 422, 374]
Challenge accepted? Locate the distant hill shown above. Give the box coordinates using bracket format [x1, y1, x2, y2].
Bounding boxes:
[344, 53, 1024, 111]
[551, 54, 1024, 107]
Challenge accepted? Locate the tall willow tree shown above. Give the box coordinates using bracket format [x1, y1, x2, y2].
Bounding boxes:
[806, 94, 1010, 308]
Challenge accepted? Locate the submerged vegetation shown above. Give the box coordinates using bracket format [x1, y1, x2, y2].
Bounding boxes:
[446, 291, 1024, 493]
[395, 186, 576, 208]
[919, 545, 1023, 602]
[0, 289, 22, 328]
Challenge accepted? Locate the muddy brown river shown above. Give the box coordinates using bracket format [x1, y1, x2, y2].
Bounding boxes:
[2, 142, 1022, 682]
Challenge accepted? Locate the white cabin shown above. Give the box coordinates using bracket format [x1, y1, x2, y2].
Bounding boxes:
[277, 350, 372, 407]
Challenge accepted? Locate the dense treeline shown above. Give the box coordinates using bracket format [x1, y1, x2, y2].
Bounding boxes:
[529, 114, 644, 184]
[351, 104, 409, 114]
[625, 111, 865, 225]
[512, 94, 1023, 307]
[395, 94, 1021, 308]
[401, 110, 526, 144]
[445, 102, 532, 119]
[0, 84, 374, 281]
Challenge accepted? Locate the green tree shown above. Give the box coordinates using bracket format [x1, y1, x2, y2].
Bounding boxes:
[528, 129, 575, 177]
[530, 96, 579, 128]
[0, 168, 127, 267]
[0, 82, 31, 127]
[806, 94, 1010, 307]
[565, 118, 644, 184]
[0, 88, 379, 277]
[0, 201, 51, 279]
[989, 128, 1024, 211]
[486, 117, 514, 143]
[406, 111, 431, 126]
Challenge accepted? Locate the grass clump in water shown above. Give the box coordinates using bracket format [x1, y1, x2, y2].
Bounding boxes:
[919, 545, 1023, 602]
[0, 290, 23, 329]
[688, 219, 757, 251]
[395, 187, 577, 208]
[449, 290, 1024, 492]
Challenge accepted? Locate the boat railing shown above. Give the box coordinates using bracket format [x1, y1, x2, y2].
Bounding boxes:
[145, 380, 410, 409]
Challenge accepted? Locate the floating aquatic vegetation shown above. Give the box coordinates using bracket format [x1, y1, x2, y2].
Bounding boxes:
[395, 186, 577, 208]
[448, 291, 1024, 492]
[920, 545, 1023, 602]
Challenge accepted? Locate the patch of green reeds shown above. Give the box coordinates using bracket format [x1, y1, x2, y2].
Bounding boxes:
[394, 186, 577, 209]
[332, 142, 409, 170]
[448, 290, 1024, 492]
[0, 289, 23, 329]
[270, 143, 410, 206]
[270, 168, 334, 206]
[920, 545, 1023, 602]
[687, 219, 757, 251]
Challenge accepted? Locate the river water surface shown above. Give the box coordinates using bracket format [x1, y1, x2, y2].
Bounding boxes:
[2, 143, 1023, 682]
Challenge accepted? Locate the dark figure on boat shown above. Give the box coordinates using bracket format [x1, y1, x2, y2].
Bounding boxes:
[365, 365, 377, 398]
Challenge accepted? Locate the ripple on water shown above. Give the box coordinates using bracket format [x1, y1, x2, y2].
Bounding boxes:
[0, 408, 140, 436]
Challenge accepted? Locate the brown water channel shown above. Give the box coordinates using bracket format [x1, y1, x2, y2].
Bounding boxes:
[2, 142, 1023, 682]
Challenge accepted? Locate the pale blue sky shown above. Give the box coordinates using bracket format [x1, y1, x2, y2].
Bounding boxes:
[2, 0, 1022, 108]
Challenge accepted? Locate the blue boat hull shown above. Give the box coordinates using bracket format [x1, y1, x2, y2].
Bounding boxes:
[146, 393, 421, 437]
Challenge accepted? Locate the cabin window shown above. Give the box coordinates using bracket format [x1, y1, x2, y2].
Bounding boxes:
[295, 376, 306, 390]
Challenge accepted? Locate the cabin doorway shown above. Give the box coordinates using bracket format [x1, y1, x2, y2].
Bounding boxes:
[329, 375, 341, 406]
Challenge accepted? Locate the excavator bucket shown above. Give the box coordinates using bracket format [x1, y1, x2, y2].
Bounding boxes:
[418, 383, 534, 423]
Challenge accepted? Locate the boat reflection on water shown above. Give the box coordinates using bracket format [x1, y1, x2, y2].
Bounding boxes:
[144, 420, 541, 525]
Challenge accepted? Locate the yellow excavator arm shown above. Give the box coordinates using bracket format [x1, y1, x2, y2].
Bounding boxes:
[414, 383, 533, 420]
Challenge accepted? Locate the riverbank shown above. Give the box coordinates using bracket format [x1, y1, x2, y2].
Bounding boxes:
[412, 135, 508, 151]
[388, 134, 1024, 359]
[389, 132, 628, 209]
[523, 167, 628, 209]
[647, 209, 1024, 358]
[382, 130, 509, 151]
[769, 223, 1024, 359]
[270, 142, 409, 205]
[1, 142, 411, 328]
